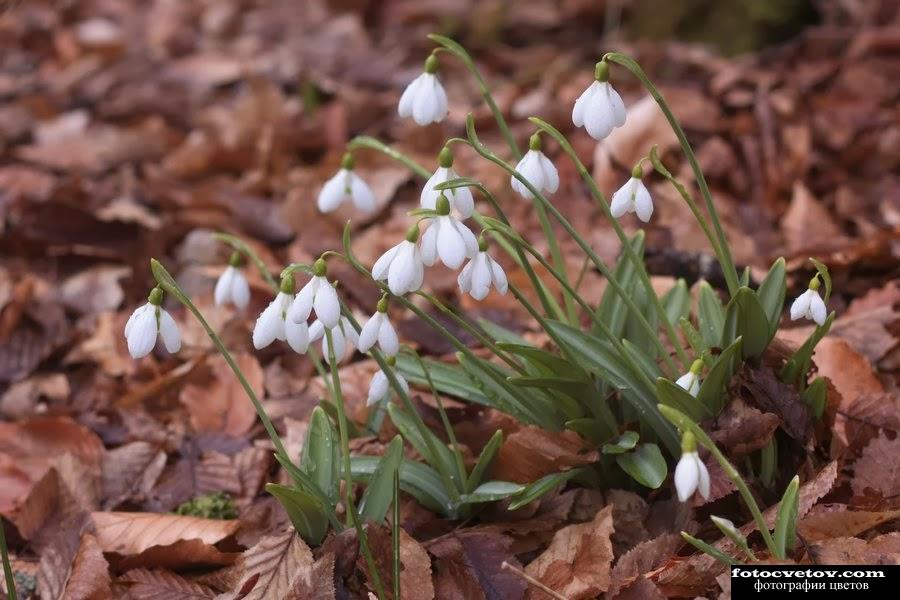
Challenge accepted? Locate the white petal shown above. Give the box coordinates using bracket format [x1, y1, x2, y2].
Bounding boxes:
[633, 180, 654, 222]
[674, 452, 699, 502]
[342, 317, 359, 349]
[457, 259, 474, 294]
[584, 82, 616, 140]
[606, 83, 627, 127]
[431, 77, 449, 122]
[610, 178, 635, 218]
[214, 267, 236, 306]
[158, 309, 181, 353]
[452, 184, 475, 219]
[409, 252, 425, 292]
[313, 279, 341, 328]
[378, 318, 399, 357]
[489, 256, 508, 295]
[689, 378, 701, 397]
[398, 74, 424, 118]
[322, 326, 346, 364]
[571, 82, 595, 128]
[125, 303, 150, 339]
[357, 312, 383, 353]
[230, 270, 251, 310]
[696, 456, 711, 499]
[388, 243, 418, 295]
[789, 291, 811, 321]
[420, 221, 439, 267]
[454, 219, 479, 258]
[412, 74, 438, 125]
[308, 319, 325, 341]
[420, 168, 446, 210]
[317, 170, 349, 213]
[436, 217, 466, 269]
[127, 306, 158, 359]
[288, 278, 318, 323]
[253, 296, 286, 349]
[470, 254, 492, 300]
[809, 292, 827, 326]
[350, 172, 376, 213]
[367, 370, 389, 406]
[285, 319, 310, 354]
[538, 152, 559, 193]
[675, 372, 695, 392]
[372, 243, 402, 281]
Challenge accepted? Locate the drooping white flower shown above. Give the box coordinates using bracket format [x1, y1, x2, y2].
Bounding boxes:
[790, 278, 827, 326]
[372, 234, 425, 296]
[572, 61, 626, 140]
[674, 432, 710, 502]
[309, 316, 359, 365]
[252, 276, 310, 353]
[398, 54, 448, 126]
[124, 287, 181, 359]
[510, 134, 559, 199]
[288, 260, 341, 329]
[458, 244, 508, 301]
[317, 153, 376, 214]
[420, 193, 478, 270]
[420, 147, 474, 218]
[610, 166, 653, 222]
[675, 359, 703, 398]
[367, 363, 409, 407]
[214, 254, 251, 310]
[358, 299, 400, 357]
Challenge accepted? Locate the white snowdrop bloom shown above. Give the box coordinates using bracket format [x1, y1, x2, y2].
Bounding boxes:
[317, 153, 376, 214]
[357, 299, 400, 357]
[610, 166, 653, 222]
[398, 54, 448, 126]
[124, 287, 181, 359]
[372, 233, 425, 296]
[674, 432, 710, 503]
[789, 278, 827, 326]
[214, 254, 251, 310]
[420, 147, 474, 218]
[420, 194, 478, 270]
[310, 316, 359, 365]
[367, 363, 409, 407]
[675, 359, 703, 398]
[458, 243, 508, 301]
[288, 260, 341, 329]
[572, 61, 626, 141]
[252, 276, 310, 353]
[510, 134, 559, 199]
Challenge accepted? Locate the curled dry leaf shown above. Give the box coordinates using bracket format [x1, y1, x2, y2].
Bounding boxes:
[101, 441, 168, 510]
[851, 433, 900, 505]
[798, 504, 900, 542]
[607, 533, 682, 599]
[525, 504, 614, 600]
[120, 568, 217, 599]
[709, 397, 780, 458]
[179, 352, 263, 438]
[228, 530, 314, 600]
[493, 425, 599, 484]
[810, 533, 900, 565]
[62, 533, 113, 600]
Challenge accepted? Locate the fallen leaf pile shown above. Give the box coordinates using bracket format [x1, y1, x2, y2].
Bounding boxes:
[0, 0, 898, 598]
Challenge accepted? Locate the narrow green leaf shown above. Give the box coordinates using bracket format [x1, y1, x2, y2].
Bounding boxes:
[616, 443, 667, 489]
[594, 232, 645, 339]
[756, 258, 787, 340]
[722, 287, 770, 358]
[351, 457, 451, 516]
[301, 406, 340, 504]
[802, 377, 827, 419]
[459, 481, 525, 504]
[601, 431, 639, 454]
[477, 319, 529, 346]
[497, 343, 590, 381]
[679, 316, 708, 357]
[656, 378, 711, 421]
[507, 469, 584, 511]
[780, 313, 835, 385]
[265, 484, 329, 545]
[697, 281, 725, 348]
[388, 404, 460, 489]
[565, 418, 608, 444]
[696, 337, 742, 415]
[358, 435, 404, 523]
[396, 354, 490, 406]
[466, 430, 503, 492]
[662, 279, 690, 324]
[773, 475, 800, 558]
[681, 532, 737, 566]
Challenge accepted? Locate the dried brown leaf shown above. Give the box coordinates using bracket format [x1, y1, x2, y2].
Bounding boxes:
[811, 533, 900, 565]
[229, 530, 314, 600]
[120, 568, 217, 599]
[180, 353, 263, 437]
[91, 511, 239, 557]
[494, 426, 598, 484]
[63, 533, 112, 600]
[428, 530, 526, 600]
[102, 441, 167, 510]
[798, 504, 900, 542]
[852, 433, 900, 502]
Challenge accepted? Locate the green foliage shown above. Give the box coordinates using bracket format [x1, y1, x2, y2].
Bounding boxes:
[174, 491, 238, 520]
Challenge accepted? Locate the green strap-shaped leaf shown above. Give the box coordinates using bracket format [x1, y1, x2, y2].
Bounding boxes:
[697, 281, 725, 348]
[265, 484, 330, 545]
[301, 406, 340, 505]
[358, 435, 404, 523]
[802, 377, 827, 419]
[388, 403, 460, 489]
[594, 232, 645, 340]
[351, 457, 451, 516]
[458, 481, 525, 505]
[722, 287, 770, 358]
[656, 377, 712, 421]
[507, 469, 585, 510]
[773, 475, 800, 558]
[780, 313, 835, 385]
[756, 258, 787, 340]
[696, 337, 743, 415]
[601, 431, 639, 455]
[616, 443, 667, 489]
[466, 430, 503, 492]
[662, 279, 691, 324]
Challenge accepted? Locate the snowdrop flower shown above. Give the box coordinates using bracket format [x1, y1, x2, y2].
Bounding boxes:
[317, 153, 376, 214]
[372, 225, 425, 295]
[510, 134, 559, 199]
[674, 432, 710, 503]
[420, 147, 474, 218]
[288, 259, 341, 329]
[214, 252, 251, 310]
[610, 164, 653, 222]
[358, 297, 400, 357]
[572, 60, 626, 140]
[310, 316, 359, 365]
[675, 359, 704, 398]
[458, 238, 508, 301]
[124, 287, 181, 359]
[398, 53, 448, 126]
[368, 357, 409, 406]
[790, 276, 827, 326]
[252, 274, 309, 353]
[420, 193, 478, 270]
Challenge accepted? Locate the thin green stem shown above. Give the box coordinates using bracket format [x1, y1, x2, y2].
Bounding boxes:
[429, 34, 522, 160]
[347, 136, 431, 179]
[213, 232, 279, 290]
[0, 521, 16, 600]
[325, 329, 386, 600]
[603, 53, 740, 296]
[392, 471, 401, 599]
[659, 405, 779, 557]
[528, 116, 690, 370]
[468, 117, 680, 376]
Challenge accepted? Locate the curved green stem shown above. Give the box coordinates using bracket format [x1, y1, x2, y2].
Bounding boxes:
[429, 34, 522, 160]
[528, 116, 690, 370]
[603, 53, 740, 296]
[469, 117, 680, 376]
[658, 405, 779, 557]
[0, 522, 16, 600]
[347, 136, 431, 179]
[324, 330, 386, 600]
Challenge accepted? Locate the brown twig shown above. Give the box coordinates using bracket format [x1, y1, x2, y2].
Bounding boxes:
[500, 561, 568, 600]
